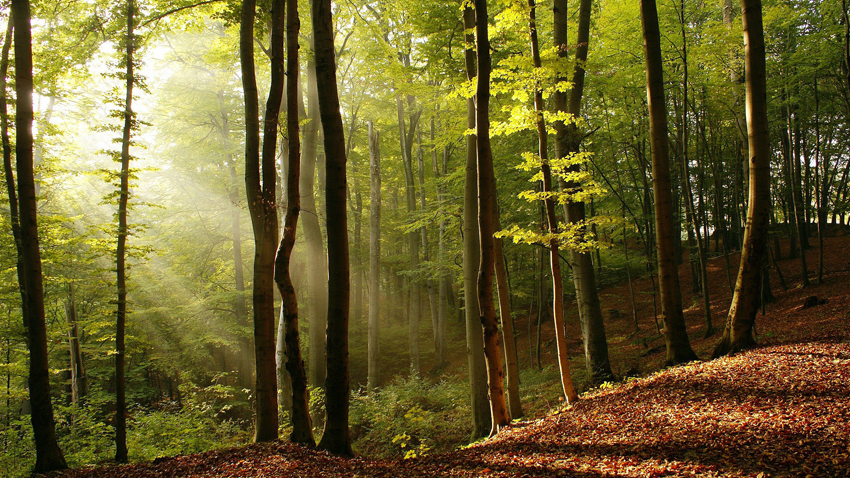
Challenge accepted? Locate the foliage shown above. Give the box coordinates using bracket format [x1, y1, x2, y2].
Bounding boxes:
[349, 375, 468, 459]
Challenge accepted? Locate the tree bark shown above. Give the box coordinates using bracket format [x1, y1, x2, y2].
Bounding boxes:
[531, 0, 580, 402]
[397, 95, 421, 375]
[367, 121, 381, 392]
[273, 0, 313, 445]
[301, 56, 328, 390]
[678, 1, 713, 337]
[462, 4, 491, 440]
[12, 0, 67, 470]
[475, 0, 510, 436]
[641, 0, 698, 365]
[713, 0, 772, 357]
[312, 0, 352, 455]
[241, 0, 282, 442]
[114, 0, 137, 461]
[66, 283, 87, 404]
[553, 0, 614, 384]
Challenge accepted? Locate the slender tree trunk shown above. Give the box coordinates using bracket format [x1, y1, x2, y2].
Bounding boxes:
[313, 0, 352, 455]
[554, 0, 614, 384]
[428, 119, 448, 373]
[678, 4, 713, 337]
[114, 0, 137, 461]
[12, 0, 67, 470]
[222, 97, 253, 391]
[713, 0, 772, 357]
[641, 0, 698, 365]
[66, 283, 86, 404]
[813, 80, 825, 285]
[302, 58, 328, 389]
[475, 0, 510, 436]
[241, 0, 282, 442]
[462, 4, 491, 440]
[531, 0, 579, 402]
[397, 95, 421, 375]
[274, 0, 313, 445]
[367, 122, 381, 392]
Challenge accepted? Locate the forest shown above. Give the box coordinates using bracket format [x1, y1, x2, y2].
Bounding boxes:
[2, 0, 850, 476]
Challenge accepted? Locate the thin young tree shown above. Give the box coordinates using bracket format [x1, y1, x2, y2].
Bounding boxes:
[529, 0, 579, 403]
[640, 0, 698, 365]
[713, 0, 772, 357]
[367, 121, 380, 392]
[240, 0, 283, 441]
[312, 0, 352, 455]
[475, 0, 510, 436]
[10, 0, 67, 470]
[273, 0, 313, 445]
[553, 0, 615, 384]
[114, 0, 137, 461]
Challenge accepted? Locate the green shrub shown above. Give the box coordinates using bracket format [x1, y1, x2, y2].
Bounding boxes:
[349, 375, 469, 459]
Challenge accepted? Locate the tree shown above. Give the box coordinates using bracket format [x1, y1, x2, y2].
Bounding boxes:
[11, 0, 67, 470]
[529, 0, 579, 404]
[114, 0, 138, 461]
[713, 0, 772, 357]
[553, 0, 615, 385]
[240, 0, 283, 442]
[640, 0, 698, 366]
[462, 3, 492, 440]
[474, 0, 510, 437]
[274, 0, 313, 445]
[367, 121, 380, 392]
[313, 0, 353, 455]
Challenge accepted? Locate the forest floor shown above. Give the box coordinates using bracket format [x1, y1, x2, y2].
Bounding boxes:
[55, 234, 850, 477]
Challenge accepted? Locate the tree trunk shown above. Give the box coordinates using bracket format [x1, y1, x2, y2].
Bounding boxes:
[12, 0, 67, 470]
[397, 95, 421, 375]
[531, 0, 580, 402]
[222, 97, 253, 391]
[713, 0, 772, 357]
[66, 283, 87, 405]
[367, 121, 381, 392]
[274, 0, 313, 445]
[241, 0, 282, 442]
[641, 0, 698, 365]
[302, 57, 328, 389]
[554, 0, 614, 384]
[475, 0, 510, 436]
[313, 0, 352, 455]
[114, 0, 137, 461]
[462, 4, 492, 440]
[678, 3, 713, 337]
[428, 119, 448, 374]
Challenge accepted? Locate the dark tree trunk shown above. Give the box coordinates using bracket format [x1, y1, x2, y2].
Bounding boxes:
[462, 4, 492, 440]
[641, 0, 698, 365]
[114, 0, 137, 462]
[531, 0, 579, 403]
[678, 3, 713, 337]
[713, 0, 772, 357]
[274, 0, 313, 445]
[11, 0, 67, 471]
[554, 0, 614, 384]
[312, 0, 352, 455]
[475, 0, 510, 436]
[240, 0, 281, 442]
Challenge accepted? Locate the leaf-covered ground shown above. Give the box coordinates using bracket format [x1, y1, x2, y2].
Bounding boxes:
[55, 236, 850, 477]
[57, 337, 850, 477]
